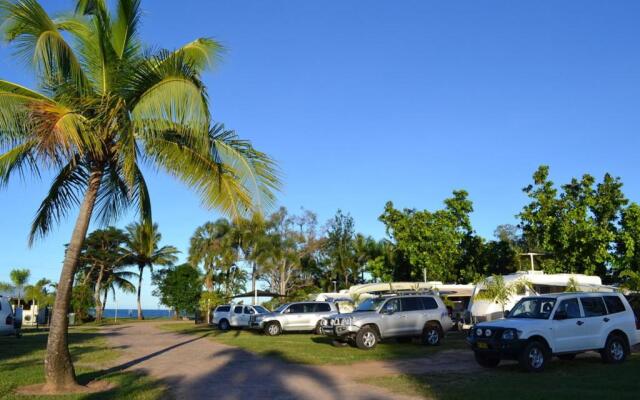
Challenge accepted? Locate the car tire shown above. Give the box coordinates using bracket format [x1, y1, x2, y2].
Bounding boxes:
[314, 321, 322, 335]
[265, 321, 282, 336]
[474, 351, 500, 368]
[218, 319, 230, 331]
[519, 340, 549, 372]
[422, 323, 442, 346]
[558, 354, 576, 361]
[356, 326, 378, 350]
[601, 334, 627, 364]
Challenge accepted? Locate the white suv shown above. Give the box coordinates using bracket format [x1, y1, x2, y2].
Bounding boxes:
[468, 292, 640, 372]
[213, 304, 271, 330]
[0, 295, 21, 337]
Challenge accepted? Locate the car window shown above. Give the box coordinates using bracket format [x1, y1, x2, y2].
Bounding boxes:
[580, 297, 607, 317]
[421, 297, 438, 310]
[303, 303, 317, 313]
[244, 307, 255, 314]
[508, 297, 556, 319]
[287, 303, 305, 314]
[555, 298, 581, 319]
[603, 296, 626, 314]
[216, 306, 230, 312]
[233, 306, 243, 313]
[315, 303, 331, 312]
[254, 306, 269, 314]
[382, 298, 401, 313]
[400, 297, 423, 311]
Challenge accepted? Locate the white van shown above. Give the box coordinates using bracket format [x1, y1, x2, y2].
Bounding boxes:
[464, 271, 614, 328]
[0, 295, 21, 336]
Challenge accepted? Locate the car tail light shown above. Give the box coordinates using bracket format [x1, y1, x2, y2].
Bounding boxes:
[6, 315, 13, 326]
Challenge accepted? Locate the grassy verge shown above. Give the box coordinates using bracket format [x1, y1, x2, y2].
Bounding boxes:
[0, 326, 167, 399]
[360, 353, 640, 400]
[159, 322, 467, 365]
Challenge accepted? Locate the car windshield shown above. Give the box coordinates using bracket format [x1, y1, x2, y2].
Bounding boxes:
[354, 298, 387, 312]
[274, 304, 289, 313]
[508, 297, 556, 319]
[253, 306, 269, 314]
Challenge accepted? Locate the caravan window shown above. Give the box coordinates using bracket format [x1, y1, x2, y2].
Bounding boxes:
[532, 284, 566, 294]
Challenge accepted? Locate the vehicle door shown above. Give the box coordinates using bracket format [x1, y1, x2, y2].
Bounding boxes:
[579, 296, 608, 349]
[552, 297, 588, 352]
[230, 305, 244, 326]
[400, 297, 424, 335]
[603, 295, 629, 337]
[311, 303, 333, 328]
[239, 306, 255, 327]
[282, 303, 306, 329]
[378, 298, 403, 337]
[420, 297, 442, 330]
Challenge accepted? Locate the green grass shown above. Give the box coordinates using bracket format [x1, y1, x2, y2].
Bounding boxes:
[0, 326, 168, 399]
[360, 354, 640, 400]
[159, 322, 467, 365]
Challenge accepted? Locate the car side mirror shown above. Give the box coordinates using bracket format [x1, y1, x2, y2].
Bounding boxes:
[381, 306, 395, 315]
[554, 310, 567, 320]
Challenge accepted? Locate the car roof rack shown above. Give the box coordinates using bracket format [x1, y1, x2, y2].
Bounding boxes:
[375, 289, 439, 297]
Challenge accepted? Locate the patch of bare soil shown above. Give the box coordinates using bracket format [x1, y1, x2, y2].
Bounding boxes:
[15, 380, 115, 396]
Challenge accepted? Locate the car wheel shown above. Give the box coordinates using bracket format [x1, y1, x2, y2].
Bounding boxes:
[218, 319, 230, 331]
[519, 341, 548, 372]
[422, 323, 442, 346]
[314, 321, 322, 335]
[474, 351, 500, 368]
[601, 334, 627, 364]
[356, 326, 378, 350]
[265, 321, 282, 336]
[558, 354, 576, 361]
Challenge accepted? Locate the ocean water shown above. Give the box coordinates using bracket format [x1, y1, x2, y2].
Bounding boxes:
[100, 309, 174, 319]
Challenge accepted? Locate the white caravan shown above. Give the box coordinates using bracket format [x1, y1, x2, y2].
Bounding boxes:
[464, 270, 615, 328]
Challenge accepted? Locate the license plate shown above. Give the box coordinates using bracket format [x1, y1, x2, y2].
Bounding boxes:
[477, 342, 488, 349]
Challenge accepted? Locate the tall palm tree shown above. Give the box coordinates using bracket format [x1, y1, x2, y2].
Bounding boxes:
[9, 268, 30, 307]
[100, 265, 137, 312]
[123, 222, 178, 320]
[0, 0, 278, 391]
[189, 219, 233, 293]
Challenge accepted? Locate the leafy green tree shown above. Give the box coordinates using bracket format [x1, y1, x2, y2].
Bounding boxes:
[232, 214, 271, 303]
[324, 210, 357, 288]
[24, 278, 54, 310]
[618, 270, 640, 292]
[0, 0, 277, 390]
[152, 263, 202, 316]
[77, 227, 127, 321]
[10, 268, 30, 307]
[616, 203, 640, 277]
[123, 222, 178, 320]
[379, 190, 474, 282]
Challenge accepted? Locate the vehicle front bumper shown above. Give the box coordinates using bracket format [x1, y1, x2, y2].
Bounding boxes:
[466, 335, 527, 359]
[320, 324, 360, 338]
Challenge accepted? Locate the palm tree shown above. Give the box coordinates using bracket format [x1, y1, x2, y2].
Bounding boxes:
[100, 265, 137, 312]
[189, 219, 233, 292]
[123, 222, 178, 320]
[474, 275, 532, 315]
[10, 268, 30, 307]
[0, 0, 278, 391]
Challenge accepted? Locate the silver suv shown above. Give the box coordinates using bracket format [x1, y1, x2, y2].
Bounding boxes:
[320, 293, 453, 350]
[249, 301, 338, 336]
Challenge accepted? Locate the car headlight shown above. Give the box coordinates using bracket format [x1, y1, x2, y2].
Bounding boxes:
[343, 317, 352, 326]
[475, 328, 483, 337]
[501, 329, 516, 340]
[484, 329, 492, 337]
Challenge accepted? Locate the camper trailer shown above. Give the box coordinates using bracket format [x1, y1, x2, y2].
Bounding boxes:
[463, 270, 615, 329]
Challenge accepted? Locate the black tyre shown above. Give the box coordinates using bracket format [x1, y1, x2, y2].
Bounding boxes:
[356, 326, 378, 350]
[474, 351, 500, 368]
[265, 321, 282, 336]
[314, 321, 322, 335]
[218, 319, 230, 331]
[558, 354, 576, 361]
[601, 334, 627, 364]
[422, 323, 442, 346]
[518, 341, 549, 372]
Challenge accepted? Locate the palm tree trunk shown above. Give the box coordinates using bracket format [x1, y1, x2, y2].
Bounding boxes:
[137, 264, 144, 320]
[44, 168, 102, 391]
[102, 289, 108, 313]
[94, 266, 105, 322]
[251, 262, 257, 305]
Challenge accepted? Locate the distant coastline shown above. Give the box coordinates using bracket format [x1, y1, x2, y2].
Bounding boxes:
[97, 309, 174, 319]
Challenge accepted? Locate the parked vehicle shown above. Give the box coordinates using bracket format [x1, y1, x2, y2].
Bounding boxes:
[467, 292, 640, 372]
[212, 304, 270, 330]
[463, 271, 614, 328]
[0, 295, 21, 337]
[320, 293, 453, 350]
[249, 301, 338, 336]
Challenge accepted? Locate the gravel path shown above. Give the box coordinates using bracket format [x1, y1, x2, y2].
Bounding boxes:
[102, 322, 479, 399]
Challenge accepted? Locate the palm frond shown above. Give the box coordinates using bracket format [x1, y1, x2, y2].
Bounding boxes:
[173, 37, 224, 71]
[110, 0, 141, 59]
[0, 0, 88, 88]
[0, 140, 39, 186]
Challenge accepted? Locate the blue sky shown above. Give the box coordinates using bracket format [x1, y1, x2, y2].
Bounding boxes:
[1, 0, 639, 308]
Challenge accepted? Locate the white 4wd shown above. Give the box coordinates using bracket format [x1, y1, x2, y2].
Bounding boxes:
[320, 294, 453, 350]
[468, 292, 640, 372]
[213, 304, 270, 330]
